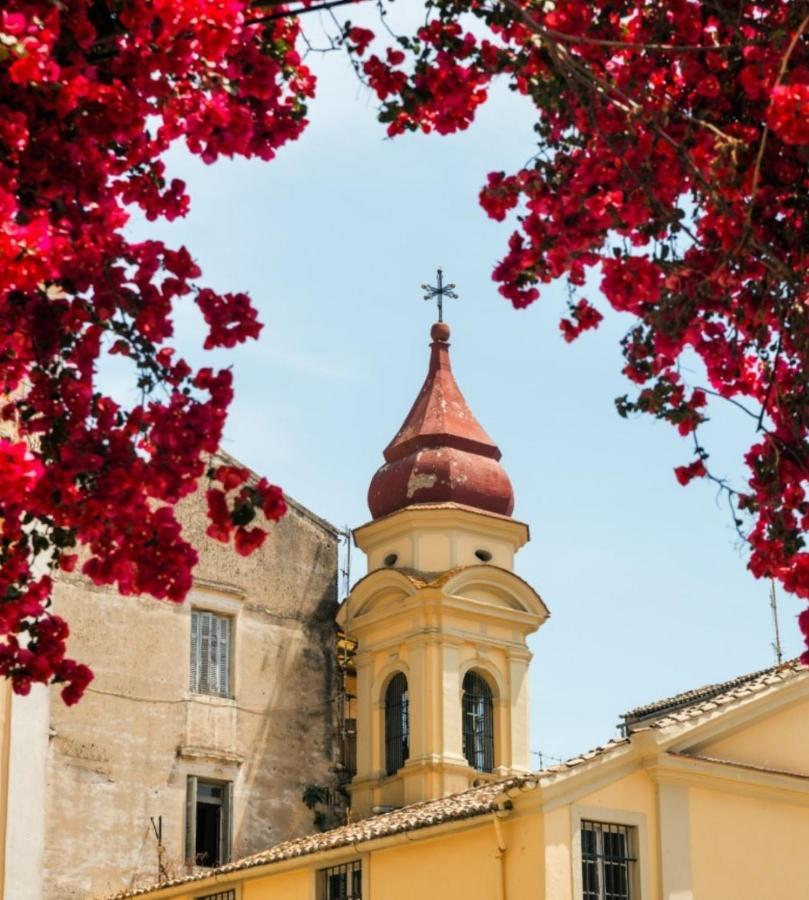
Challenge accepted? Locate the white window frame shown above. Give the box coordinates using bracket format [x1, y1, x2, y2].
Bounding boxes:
[571, 805, 649, 900]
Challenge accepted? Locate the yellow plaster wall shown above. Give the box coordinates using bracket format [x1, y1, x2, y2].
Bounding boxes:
[243, 868, 311, 900]
[577, 769, 658, 830]
[578, 770, 660, 899]
[694, 691, 809, 773]
[366, 816, 544, 900]
[543, 805, 573, 900]
[502, 807, 545, 898]
[689, 785, 809, 900]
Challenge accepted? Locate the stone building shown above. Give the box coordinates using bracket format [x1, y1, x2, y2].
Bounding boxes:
[1, 453, 341, 899]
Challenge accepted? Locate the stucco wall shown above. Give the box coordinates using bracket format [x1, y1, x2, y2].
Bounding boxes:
[41, 483, 339, 899]
[689, 785, 809, 900]
[695, 692, 809, 773]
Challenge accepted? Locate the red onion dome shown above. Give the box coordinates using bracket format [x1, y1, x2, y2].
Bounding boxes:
[368, 323, 514, 519]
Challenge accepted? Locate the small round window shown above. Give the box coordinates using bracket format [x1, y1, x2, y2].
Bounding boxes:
[383, 553, 399, 567]
[474, 549, 493, 563]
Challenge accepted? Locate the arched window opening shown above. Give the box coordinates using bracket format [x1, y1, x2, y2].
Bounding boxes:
[462, 671, 494, 772]
[384, 673, 409, 776]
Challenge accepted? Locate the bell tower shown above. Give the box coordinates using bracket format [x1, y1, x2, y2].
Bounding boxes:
[337, 315, 548, 818]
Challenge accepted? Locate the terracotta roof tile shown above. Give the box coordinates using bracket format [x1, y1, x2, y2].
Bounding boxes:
[621, 659, 807, 732]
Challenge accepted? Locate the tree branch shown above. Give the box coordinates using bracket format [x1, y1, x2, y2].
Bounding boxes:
[247, 0, 365, 23]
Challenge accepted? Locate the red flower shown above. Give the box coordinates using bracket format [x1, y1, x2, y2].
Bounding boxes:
[674, 460, 708, 486]
[234, 526, 267, 556]
[768, 84, 809, 145]
[347, 27, 375, 56]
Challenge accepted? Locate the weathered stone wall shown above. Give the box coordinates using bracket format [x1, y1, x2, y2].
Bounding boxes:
[41, 471, 339, 899]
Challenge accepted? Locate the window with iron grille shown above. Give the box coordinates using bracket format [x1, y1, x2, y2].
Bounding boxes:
[581, 820, 637, 900]
[190, 609, 232, 697]
[196, 891, 236, 900]
[462, 670, 494, 772]
[319, 860, 362, 900]
[384, 672, 409, 775]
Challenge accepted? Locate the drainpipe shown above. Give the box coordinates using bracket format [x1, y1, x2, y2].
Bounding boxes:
[491, 800, 512, 900]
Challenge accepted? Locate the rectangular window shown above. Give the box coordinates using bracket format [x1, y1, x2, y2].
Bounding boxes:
[581, 821, 636, 900]
[196, 892, 236, 900]
[319, 860, 362, 900]
[186, 776, 233, 868]
[190, 609, 232, 697]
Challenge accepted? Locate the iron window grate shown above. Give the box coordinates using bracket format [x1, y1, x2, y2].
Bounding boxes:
[196, 891, 236, 900]
[462, 671, 494, 772]
[384, 672, 409, 775]
[581, 820, 636, 900]
[320, 860, 362, 900]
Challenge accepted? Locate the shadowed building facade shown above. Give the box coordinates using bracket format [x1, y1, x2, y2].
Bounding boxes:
[0, 455, 341, 900]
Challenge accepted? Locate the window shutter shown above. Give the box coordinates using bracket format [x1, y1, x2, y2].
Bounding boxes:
[190, 611, 200, 693]
[218, 616, 231, 697]
[198, 612, 212, 694]
[185, 775, 198, 865]
[221, 781, 234, 864]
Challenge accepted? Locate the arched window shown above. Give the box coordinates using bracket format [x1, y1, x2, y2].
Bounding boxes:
[462, 671, 494, 772]
[384, 672, 409, 776]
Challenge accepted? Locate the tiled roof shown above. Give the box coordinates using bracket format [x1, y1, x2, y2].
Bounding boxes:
[107, 738, 632, 900]
[621, 659, 807, 732]
[108, 776, 534, 898]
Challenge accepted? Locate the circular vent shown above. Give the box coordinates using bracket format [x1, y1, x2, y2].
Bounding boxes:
[383, 553, 399, 567]
[474, 549, 493, 563]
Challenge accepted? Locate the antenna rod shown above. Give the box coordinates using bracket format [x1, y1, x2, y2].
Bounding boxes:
[770, 579, 783, 665]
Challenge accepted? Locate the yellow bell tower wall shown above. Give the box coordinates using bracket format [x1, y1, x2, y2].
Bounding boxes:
[340, 504, 548, 819]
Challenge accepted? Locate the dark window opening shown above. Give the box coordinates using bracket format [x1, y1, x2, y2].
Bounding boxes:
[474, 549, 493, 562]
[197, 892, 236, 900]
[384, 672, 409, 776]
[581, 820, 636, 900]
[195, 799, 221, 867]
[462, 670, 494, 772]
[186, 777, 232, 868]
[321, 860, 362, 900]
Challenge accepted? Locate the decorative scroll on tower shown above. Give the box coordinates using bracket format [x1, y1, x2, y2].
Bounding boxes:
[338, 310, 548, 818]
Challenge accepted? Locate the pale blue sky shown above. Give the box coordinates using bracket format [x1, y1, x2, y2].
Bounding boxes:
[121, 18, 803, 761]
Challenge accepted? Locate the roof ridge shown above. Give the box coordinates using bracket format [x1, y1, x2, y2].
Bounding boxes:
[621, 658, 805, 730]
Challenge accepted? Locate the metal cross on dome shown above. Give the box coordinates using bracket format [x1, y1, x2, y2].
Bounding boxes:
[421, 268, 458, 323]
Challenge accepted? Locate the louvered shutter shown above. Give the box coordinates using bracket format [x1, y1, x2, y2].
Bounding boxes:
[190, 611, 201, 692]
[217, 616, 231, 697]
[198, 611, 212, 694]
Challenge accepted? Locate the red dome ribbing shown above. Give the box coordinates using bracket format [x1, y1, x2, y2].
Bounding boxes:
[368, 323, 514, 519]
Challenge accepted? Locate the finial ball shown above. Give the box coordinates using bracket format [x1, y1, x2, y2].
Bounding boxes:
[431, 322, 451, 342]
